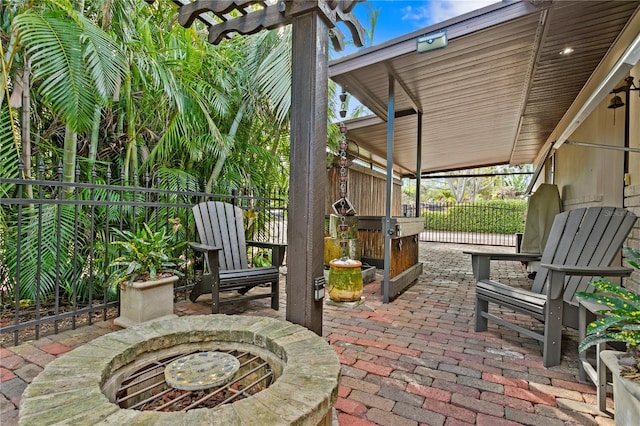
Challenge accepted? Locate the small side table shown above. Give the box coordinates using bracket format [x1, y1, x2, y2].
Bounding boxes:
[578, 298, 611, 412]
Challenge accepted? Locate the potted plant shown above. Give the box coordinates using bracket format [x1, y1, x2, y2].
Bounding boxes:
[108, 222, 186, 328]
[577, 247, 640, 422]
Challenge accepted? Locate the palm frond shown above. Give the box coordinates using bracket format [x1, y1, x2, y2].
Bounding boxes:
[78, 14, 127, 101]
[0, 103, 20, 197]
[3, 204, 81, 302]
[253, 28, 292, 125]
[14, 9, 97, 132]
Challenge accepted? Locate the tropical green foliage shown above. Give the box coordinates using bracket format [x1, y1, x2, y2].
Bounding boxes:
[402, 165, 533, 206]
[13, 7, 127, 132]
[0, 0, 380, 313]
[1, 0, 293, 193]
[0, 0, 298, 306]
[106, 222, 186, 288]
[251, 250, 272, 268]
[0, 103, 19, 197]
[578, 247, 640, 352]
[1, 204, 80, 303]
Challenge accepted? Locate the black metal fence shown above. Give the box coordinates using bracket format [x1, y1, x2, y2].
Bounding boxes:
[0, 161, 286, 345]
[1, 161, 525, 344]
[404, 201, 526, 247]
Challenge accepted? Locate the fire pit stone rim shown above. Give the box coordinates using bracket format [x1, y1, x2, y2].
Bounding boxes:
[18, 315, 340, 426]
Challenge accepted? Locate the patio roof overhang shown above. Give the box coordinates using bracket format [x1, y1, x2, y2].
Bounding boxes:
[328, 0, 640, 179]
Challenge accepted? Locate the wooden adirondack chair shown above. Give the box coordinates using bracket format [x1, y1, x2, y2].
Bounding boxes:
[466, 206, 637, 367]
[189, 201, 286, 313]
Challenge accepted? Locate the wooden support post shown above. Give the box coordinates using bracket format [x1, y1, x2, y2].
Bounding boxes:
[415, 111, 422, 217]
[286, 11, 328, 335]
[383, 74, 395, 303]
[163, 0, 364, 336]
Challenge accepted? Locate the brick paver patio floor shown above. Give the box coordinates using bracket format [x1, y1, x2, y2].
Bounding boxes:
[1, 243, 615, 425]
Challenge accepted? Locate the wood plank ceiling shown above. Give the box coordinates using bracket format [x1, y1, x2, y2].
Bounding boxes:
[328, 0, 640, 177]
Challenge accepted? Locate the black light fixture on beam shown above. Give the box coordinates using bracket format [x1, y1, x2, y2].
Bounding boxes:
[607, 76, 640, 184]
[607, 95, 625, 109]
[608, 76, 639, 124]
[609, 76, 640, 105]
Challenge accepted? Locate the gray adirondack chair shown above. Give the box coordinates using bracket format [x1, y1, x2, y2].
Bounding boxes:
[466, 206, 637, 367]
[189, 201, 286, 313]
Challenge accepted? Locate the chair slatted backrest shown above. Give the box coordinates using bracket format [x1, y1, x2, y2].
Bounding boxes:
[566, 207, 636, 303]
[192, 201, 249, 271]
[531, 207, 636, 305]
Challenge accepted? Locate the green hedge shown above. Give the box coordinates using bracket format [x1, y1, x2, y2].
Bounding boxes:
[424, 200, 526, 234]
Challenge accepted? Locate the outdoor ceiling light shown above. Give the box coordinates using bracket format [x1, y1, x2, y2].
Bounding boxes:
[559, 47, 574, 55]
[416, 30, 448, 53]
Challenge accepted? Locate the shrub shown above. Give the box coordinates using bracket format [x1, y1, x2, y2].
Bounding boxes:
[424, 200, 526, 234]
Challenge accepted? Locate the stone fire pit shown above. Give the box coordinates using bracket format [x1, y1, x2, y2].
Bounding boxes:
[19, 315, 340, 425]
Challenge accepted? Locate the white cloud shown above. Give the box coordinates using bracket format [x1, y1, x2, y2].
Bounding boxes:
[401, 5, 430, 21]
[402, 0, 500, 25]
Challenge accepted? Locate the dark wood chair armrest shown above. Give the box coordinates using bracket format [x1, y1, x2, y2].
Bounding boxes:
[544, 265, 632, 300]
[189, 242, 221, 253]
[246, 241, 287, 267]
[189, 242, 221, 275]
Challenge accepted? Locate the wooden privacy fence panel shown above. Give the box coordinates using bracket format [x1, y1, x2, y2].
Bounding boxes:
[327, 164, 401, 216]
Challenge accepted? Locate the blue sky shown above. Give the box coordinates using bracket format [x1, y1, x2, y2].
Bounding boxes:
[346, 0, 499, 50]
[332, 1, 500, 115]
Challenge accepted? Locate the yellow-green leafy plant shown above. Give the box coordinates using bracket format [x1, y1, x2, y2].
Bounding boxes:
[578, 247, 640, 380]
[107, 223, 186, 288]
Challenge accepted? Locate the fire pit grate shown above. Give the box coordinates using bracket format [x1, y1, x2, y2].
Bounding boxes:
[116, 349, 273, 412]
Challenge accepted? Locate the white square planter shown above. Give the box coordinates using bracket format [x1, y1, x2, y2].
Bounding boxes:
[600, 350, 640, 425]
[114, 275, 179, 328]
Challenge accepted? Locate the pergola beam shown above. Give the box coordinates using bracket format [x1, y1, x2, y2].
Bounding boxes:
[163, 0, 364, 50]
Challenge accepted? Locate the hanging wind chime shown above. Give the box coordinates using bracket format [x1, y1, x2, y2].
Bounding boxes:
[326, 91, 364, 303]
